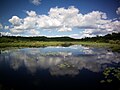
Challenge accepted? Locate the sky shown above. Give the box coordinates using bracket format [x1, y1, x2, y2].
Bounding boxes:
[0, 0, 120, 38]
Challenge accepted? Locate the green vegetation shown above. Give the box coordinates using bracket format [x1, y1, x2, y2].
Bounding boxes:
[81, 33, 120, 44]
[0, 41, 120, 51]
[0, 36, 78, 42]
[0, 33, 120, 51]
[58, 62, 73, 68]
[79, 42, 120, 52]
[0, 41, 77, 48]
[100, 67, 120, 83]
[1, 33, 120, 43]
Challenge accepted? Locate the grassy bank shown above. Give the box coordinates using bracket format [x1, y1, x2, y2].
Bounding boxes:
[0, 41, 75, 47]
[0, 41, 120, 52]
[79, 42, 120, 52]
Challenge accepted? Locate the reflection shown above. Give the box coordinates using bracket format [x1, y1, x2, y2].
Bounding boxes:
[0, 45, 120, 76]
[50, 62, 79, 76]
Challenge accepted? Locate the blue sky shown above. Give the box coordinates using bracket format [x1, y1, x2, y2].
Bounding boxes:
[0, 0, 120, 38]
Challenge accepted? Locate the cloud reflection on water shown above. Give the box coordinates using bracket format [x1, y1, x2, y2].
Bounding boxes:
[0, 45, 120, 76]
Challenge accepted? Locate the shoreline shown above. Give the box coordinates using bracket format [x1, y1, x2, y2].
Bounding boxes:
[0, 41, 120, 52]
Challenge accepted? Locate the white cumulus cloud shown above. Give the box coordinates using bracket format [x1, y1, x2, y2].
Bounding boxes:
[26, 10, 37, 17]
[30, 0, 41, 6]
[4, 26, 9, 30]
[9, 16, 22, 26]
[0, 23, 3, 30]
[1, 32, 13, 36]
[37, 15, 62, 29]
[7, 6, 120, 38]
[29, 29, 40, 35]
[116, 7, 120, 15]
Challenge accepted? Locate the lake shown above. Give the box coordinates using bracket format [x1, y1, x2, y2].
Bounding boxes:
[0, 45, 120, 90]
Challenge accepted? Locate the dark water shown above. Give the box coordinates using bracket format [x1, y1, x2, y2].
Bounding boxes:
[0, 45, 120, 90]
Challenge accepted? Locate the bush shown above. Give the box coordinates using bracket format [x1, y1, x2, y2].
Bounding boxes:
[109, 40, 120, 44]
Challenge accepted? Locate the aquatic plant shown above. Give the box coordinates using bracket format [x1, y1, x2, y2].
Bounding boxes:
[100, 67, 120, 83]
[58, 62, 71, 68]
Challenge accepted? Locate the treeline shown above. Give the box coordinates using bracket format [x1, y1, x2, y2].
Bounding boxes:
[0, 36, 80, 43]
[0, 33, 120, 44]
[81, 33, 120, 44]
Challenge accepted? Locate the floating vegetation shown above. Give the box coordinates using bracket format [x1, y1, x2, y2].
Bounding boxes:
[100, 80, 106, 83]
[100, 67, 120, 83]
[50, 62, 78, 76]
[58, 63, 70, 68]
[57, 62, 76, 70]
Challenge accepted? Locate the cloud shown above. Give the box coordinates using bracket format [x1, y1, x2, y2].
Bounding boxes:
[26, 10, 37, 17]
[30, 0, 41, 6]
[37, 15, 62, 29]
[116, 7, 120, 15]
[77, 20, 120, 38]
[58, 25, 72, 32]
[77, 11, 109, 28]
[23, 16, 38, 29]
[4, 26, 9, 30]
[81, 29, 106, 38]
[0, 23, 3, 30]
[8, 12, 38, 34]
[69, 34, 80, 38]
[7, 6, 120, 38]
[9, 16, 22, 26]
[1, 32, 13, 36]
[29, 29, 40, 35]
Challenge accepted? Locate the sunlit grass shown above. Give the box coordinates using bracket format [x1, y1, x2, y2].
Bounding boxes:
[0, 41, 74, 47]
[78, 42, 120, 52]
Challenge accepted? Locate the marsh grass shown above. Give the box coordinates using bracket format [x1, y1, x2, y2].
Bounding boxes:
[0, 41, 120, 52]
[78, 42, 120, 52]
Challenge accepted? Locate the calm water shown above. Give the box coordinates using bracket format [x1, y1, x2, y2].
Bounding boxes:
[0, 45, 120, 90]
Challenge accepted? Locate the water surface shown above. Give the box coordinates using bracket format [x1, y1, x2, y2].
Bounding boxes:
[0, 45, 120, 90]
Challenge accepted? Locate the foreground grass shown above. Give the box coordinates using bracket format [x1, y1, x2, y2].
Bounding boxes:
[0, 41, 120, 52]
